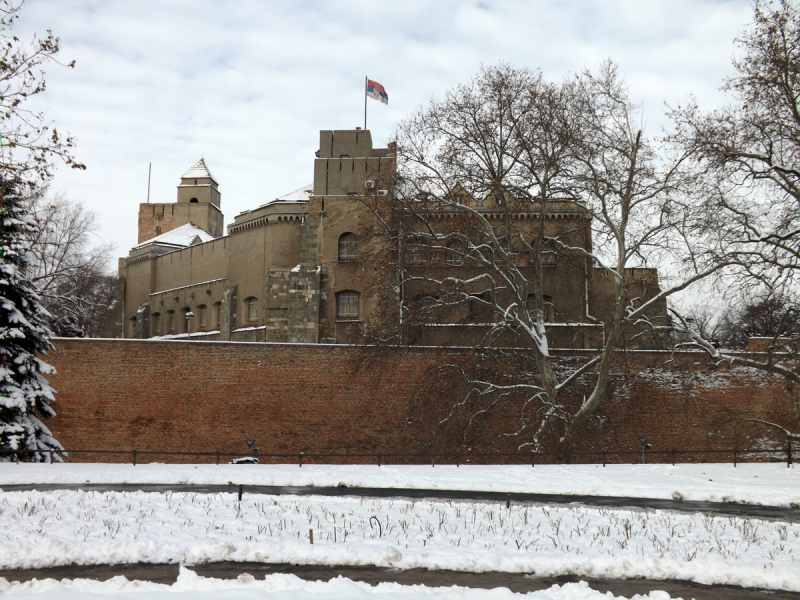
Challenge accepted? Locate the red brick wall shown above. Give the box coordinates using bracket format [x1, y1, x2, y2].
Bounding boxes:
[42, 339, 796, 462]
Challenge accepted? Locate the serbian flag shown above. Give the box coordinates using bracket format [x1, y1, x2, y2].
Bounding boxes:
[366, 79, 388, 104]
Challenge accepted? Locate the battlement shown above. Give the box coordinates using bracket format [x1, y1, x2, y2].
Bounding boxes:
[313, 129, 395, 196]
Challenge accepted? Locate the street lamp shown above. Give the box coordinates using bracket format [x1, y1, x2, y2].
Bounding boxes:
[638, 436, 651, 464]
[245, 439, 255, 455]
[185, 311, 194, 335]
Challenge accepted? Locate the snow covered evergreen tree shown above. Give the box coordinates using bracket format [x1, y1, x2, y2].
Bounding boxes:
[0, 182, 64, 461]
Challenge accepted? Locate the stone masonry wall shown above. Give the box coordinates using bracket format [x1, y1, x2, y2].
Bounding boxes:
[41, 339, 796, 463]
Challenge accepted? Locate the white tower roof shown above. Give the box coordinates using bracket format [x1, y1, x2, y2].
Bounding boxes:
[181, 158, 217, 184]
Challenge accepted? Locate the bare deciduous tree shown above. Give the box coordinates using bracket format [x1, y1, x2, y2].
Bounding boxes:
[1, 0, 85, 191]
[25, 191, 115, 337]
[667, 0, 799, 380]
[367, 60, 767, 451]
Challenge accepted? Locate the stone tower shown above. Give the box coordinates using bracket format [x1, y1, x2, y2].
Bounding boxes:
[137, 158, 225, 244]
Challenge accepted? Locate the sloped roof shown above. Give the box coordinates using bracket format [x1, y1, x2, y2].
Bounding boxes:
[276, 183, 313, 202]
[181, 158, 217, 183]
[133, 223, 215, 250]
[235, 183, 313, 218]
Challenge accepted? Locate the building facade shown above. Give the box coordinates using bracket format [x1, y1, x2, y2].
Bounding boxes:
[122, 128, 667, 349]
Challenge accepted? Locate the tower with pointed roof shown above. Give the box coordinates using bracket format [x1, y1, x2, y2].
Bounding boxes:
[137, 158, 224, 244]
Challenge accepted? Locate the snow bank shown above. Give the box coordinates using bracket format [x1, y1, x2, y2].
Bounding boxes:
[0, 568, 674, 599]
[1, 463, 798, 507]
[1, 490, 798, 591]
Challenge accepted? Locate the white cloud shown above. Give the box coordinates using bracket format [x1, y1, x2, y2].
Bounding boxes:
[13, 0, 751, 264]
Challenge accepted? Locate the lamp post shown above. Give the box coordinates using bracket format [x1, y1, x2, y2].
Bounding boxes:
[185, 311, 194, 336]
[638, 436, 650, 464]
[245, 439, 255, 455]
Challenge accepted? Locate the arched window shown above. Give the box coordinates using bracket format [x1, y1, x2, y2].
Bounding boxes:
[406, 236, 428, 264]
[152, 312, 161, 336]
[244, 297, 259, 323]
[213, 302, 221, 329]
[338, 232, 358, 260]
[444, 241, 464, 266]
[336, 290, 360, 320]
[197, 304, 207, 329]
[167, 310, 176, 334]
[189, 197, 199, 204]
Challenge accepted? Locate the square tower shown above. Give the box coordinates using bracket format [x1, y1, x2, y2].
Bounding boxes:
[137, 159, 225, 244]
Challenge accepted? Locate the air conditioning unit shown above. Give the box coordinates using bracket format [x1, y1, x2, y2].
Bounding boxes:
[377, 189, 389, 196]
[364, 180, 376, 189]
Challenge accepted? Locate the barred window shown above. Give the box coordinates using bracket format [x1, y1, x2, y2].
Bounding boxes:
[245, 297, 259, 323]
[198, 305, 207, 328]
[336, 290, 360, 320]
[338, 232, 358, 260]
[406, 237, 428, 264]
[213, 302, 221, 329]
[445, 242, 464, 266]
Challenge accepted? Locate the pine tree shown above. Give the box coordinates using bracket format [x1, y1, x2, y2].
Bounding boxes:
[0, 182, 64, 461]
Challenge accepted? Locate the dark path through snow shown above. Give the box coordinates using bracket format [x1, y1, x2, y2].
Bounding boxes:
[2, 482, 798, 521]
[2, 562, 798, 599]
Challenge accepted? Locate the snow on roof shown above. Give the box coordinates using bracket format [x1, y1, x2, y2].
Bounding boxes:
[235, 184, 314, 217]
[276, 184, 313, 202]
[133, 223, 215, 250]
[181, 158, 217, 183]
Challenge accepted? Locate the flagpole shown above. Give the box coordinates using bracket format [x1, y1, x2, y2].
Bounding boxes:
[364, 76, 368, 130]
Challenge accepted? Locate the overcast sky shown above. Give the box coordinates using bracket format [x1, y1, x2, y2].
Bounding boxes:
[14, 0, 753, 264]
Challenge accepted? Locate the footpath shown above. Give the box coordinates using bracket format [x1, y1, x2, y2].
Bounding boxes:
[3, 482, 798, 521]
[3, 561, 799, 599]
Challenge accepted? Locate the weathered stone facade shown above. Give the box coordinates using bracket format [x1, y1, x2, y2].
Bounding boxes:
[122, 128, 665, 348]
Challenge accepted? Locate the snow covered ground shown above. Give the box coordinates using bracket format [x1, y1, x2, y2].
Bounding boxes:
[0, 568, 674, 599]
[1, 489, 798, 592]
[1, 463, 798, 507]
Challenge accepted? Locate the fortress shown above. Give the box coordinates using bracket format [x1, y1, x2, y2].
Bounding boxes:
[49, 128, 792, 459]
[122, 128, 666, 348]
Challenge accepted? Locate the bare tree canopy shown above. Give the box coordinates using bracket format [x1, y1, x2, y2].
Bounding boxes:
[669, 0, 799, 298]
[667, 0, 799, 375]
[25, 191, 115, 338]
[375, 6, 799, 449]
[1, 0, 85, 191]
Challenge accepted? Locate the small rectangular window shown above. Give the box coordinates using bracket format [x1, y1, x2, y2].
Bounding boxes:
[337, 291, 360, 320]
[153, 314, 161, 336]
[248, 298, 258, 323]
[199, 306, 207, 328]
[168, 312, 175, 334]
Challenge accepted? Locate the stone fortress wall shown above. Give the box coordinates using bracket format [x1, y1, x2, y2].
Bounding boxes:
[123, 128, 668, 350]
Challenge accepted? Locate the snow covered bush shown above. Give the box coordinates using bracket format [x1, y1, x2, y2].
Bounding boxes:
[0, 182, 64, 461]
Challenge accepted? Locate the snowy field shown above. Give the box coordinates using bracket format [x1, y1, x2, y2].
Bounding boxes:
[1, 462, 798, 507]
[1, 489, 798, 592]
[0, 568, 674, 599]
